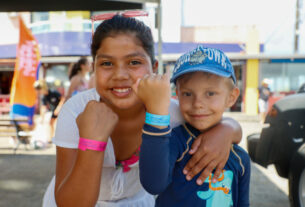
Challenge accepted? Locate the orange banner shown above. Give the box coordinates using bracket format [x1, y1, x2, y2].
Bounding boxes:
[10, 16, 41, 123]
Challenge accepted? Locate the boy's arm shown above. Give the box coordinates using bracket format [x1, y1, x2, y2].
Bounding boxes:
[54, 95, 65, 116]
[238, 151, 251, 206]
[183, 117, 242, 185]
[133, 69, 173, 194]
[140, 125, 179, 194]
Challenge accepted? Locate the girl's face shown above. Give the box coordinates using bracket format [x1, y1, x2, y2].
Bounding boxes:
[94, 33, 156, 110]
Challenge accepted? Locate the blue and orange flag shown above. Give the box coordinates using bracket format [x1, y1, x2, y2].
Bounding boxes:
[10, 16, 41, 125]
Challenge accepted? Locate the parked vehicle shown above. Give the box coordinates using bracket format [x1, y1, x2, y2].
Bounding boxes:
[247, 92, 305, 207]
[297, 83, 305, 93]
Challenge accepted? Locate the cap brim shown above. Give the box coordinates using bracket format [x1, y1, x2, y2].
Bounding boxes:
[170, 66, 233, 84]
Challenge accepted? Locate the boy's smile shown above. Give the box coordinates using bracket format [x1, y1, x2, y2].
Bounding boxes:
[176, 72, 238, 132]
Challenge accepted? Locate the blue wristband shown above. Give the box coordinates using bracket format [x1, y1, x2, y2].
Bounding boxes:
[145, 112, 170, 126]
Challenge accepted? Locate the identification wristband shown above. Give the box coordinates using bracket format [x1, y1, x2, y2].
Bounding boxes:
[145, 112, 170, 126]
[78, 137, 107, 152]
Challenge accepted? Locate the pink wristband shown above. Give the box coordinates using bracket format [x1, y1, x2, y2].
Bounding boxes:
[78, 137, 107, 152]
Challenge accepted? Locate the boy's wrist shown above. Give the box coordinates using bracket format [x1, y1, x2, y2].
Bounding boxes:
[145, 112, 170, 127]
[143, 123, 171, 132]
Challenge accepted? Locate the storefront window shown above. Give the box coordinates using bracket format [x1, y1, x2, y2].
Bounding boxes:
[31, 12, 49, 22]
[260, 61, 305, 93]
[45, 64, 69, 96]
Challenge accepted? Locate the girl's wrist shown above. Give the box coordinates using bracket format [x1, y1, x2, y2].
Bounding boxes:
[79, 133, 109, 142]
[78, 137, 108, 152]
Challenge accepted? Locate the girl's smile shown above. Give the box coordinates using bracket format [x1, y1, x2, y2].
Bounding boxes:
[111, 87, 132, 97]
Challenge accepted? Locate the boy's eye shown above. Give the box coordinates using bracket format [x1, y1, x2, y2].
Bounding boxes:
[206, 91, 215, 97]
[129, 60, 141, 65]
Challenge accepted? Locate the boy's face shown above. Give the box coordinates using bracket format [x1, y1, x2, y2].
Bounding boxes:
[176, 72, 239, 132]
[35, 88, 48, 96]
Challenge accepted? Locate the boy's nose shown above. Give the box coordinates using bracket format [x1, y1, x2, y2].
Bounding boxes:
[193, 96, 205, 108]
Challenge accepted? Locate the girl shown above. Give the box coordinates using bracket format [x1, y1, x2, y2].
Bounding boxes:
[42, 15, 242, 207]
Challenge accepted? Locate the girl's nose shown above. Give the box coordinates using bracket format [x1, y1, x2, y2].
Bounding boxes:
[113, 64, 128, 79]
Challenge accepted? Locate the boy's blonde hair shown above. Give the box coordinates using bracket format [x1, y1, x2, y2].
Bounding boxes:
[33, 80, 48, 91]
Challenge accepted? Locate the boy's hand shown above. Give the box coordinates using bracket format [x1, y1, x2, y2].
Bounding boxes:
[76, 100, 118, 142]
[132, 68, 171, 115]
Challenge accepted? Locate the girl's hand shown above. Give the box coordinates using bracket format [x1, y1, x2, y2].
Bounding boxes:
[132, 69, 171, 115]
[183, 118, 241, 185]
[76, 100, 118, 142]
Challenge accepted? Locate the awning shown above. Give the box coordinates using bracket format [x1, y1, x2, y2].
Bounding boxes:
[0, 0, 158, 12]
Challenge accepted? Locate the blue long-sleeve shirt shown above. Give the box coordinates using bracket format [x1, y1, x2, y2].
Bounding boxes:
[140, 123, 251, 207]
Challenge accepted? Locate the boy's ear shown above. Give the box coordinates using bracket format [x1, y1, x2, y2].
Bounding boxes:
[152, 60, 158, 73]
[227, 87, 240, 107]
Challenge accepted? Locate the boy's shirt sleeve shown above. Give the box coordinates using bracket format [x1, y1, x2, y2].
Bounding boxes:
[237, 150, 251, 207]
[140, 124, 181, 195]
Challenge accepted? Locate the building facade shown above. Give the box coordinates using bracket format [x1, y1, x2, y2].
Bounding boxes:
[1, 0, 305, 114]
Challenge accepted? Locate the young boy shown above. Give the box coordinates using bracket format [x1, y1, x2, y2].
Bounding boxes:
[136, 46, 250, 207]
[34, 80, 64, 142]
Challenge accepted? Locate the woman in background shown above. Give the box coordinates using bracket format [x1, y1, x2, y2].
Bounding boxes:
[66, 57, 91, 100]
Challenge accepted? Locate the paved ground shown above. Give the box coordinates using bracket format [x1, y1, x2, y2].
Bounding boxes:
[0, 112, 290, 207]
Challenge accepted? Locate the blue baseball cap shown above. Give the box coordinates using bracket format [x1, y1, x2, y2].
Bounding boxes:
[170, 45, 236, 84]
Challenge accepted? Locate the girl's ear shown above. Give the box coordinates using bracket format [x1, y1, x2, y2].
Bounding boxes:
[227, 87, 240, 108]
[152, 60, 159, 73]
[91, 62, 95, 72]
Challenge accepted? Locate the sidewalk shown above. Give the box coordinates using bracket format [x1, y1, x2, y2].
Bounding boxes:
[0, 112, 289, 207]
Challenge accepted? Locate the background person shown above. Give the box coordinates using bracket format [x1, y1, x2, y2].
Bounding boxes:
[34, 80, 64, 143]
[258, 78, 271, 123]
[42, 15, 242, 207]
[88, 72, 95, 89]
[137, 46, 250, 206]
[65, 57, 91, 100]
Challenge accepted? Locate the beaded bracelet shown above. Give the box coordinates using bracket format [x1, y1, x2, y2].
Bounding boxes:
[78, 137, 107, 152]
[145, 112, 170, 126]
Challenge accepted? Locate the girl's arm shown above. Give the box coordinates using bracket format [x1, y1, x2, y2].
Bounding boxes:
[55, 147, 105, 207]
[183, 117, 242, 185]
[55, 100, 118, 207]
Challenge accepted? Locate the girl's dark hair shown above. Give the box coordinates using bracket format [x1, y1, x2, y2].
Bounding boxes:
[91, 15, 155, 65]
[69, 57, 88, 80]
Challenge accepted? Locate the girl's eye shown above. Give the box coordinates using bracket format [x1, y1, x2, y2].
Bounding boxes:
[100, 61, 112, 66]
[129, 60, 141, 66]
[182, 92, 192, 97]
